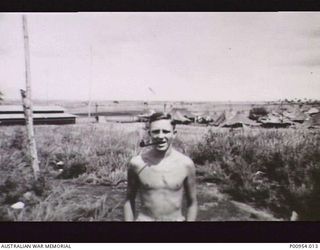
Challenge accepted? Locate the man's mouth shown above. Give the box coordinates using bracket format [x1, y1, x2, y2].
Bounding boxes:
[156, 141, 166, 146]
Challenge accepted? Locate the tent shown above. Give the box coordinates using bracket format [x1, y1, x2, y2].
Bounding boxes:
[304, 113, 320, 128]
[283, 108, 308, 123]
[169, 108, 195, 120]
[259, 114, 292, 128]
[170, 109, 192, 124]
[196, 110, 214, 124]
[221, 112, 259, 128]
[137, 109, 156, 122]
[211, 112, 226, 126]
[306, 107, 320, 115]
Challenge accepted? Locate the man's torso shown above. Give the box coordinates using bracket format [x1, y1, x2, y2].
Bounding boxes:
[131, 150, 190, 221]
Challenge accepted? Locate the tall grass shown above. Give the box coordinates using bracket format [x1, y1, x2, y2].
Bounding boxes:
[6, 185, 111, 221]
[189, 128, 320, 219]
[35, 123, 141, 185]
[0, 123, 140, 221]
[1, 123, 319, 220]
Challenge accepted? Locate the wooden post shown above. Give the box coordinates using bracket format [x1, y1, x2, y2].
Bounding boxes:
[21, 15, 40, 181]
[95, 103, 99, 122]
[88, 46, 93, 118]
[95, 103, 98, 115]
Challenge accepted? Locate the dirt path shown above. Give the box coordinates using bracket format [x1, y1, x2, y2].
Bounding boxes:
[197, 183, 280, 221]
[55, 180, 280, 221]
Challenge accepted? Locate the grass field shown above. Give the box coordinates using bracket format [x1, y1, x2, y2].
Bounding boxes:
[1, 120, 320, 221]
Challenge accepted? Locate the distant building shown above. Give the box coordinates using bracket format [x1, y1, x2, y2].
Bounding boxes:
[0, 105, 65, 114]
[0, 105, 77, 126]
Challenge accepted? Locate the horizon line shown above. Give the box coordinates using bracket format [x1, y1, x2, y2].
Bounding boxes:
[3, 98, 320, 104]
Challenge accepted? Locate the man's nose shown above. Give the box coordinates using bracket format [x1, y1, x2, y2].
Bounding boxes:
[157, 131, 165, 138]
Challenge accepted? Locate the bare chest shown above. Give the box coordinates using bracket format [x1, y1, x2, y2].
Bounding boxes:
[138, 163, 187, 191]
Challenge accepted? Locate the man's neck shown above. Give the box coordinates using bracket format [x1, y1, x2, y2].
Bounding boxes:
[151, 146, 174, 159]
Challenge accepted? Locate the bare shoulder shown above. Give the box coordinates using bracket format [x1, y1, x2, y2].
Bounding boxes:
[173, 150, 195, 170]
[128, 155, 142, 171]
[128, 154, 146, 174]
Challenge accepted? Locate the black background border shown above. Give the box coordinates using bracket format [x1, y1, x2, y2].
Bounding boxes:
[1, 222, 320, 242]
[0, 0, 320, 12]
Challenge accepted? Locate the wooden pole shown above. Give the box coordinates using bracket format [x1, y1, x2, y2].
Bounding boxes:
[21, 15, 40, 181]
[88, 46, 93, 118]
[95, 103, 98, 115]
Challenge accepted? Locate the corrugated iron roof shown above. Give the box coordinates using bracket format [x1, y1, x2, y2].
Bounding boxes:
[0, 113, 77, 120]
[0, 105, 65, 113]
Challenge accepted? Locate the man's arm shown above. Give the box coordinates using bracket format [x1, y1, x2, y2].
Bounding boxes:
[184, 160, 198, 221]
[123, 162, 139, 221]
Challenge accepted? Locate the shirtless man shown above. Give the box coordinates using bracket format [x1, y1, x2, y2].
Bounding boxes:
[124, 112, 197, 221]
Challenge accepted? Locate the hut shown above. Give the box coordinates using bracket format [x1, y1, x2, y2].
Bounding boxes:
[0, 105, 65, 114]
[0, 105, 76, 126]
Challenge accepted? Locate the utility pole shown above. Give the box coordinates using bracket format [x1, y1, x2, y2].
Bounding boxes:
[21, 15, 40, 181]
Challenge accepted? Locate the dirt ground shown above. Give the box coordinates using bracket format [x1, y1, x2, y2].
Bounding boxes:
[54, 179, 280, 221]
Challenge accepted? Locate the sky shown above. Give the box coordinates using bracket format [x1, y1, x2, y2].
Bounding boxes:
[0, 12, 320, 102]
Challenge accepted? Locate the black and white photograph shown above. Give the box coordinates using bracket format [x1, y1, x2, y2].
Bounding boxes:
[0, 12, 320, 226]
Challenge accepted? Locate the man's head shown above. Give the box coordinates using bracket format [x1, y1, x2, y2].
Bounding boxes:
[148, 112, 176, 152]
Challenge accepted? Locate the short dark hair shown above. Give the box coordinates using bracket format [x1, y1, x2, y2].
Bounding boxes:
[148, 112, 176, 128]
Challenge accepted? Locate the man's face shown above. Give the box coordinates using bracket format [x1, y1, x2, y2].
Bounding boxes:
[149, 119, 176, 152]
